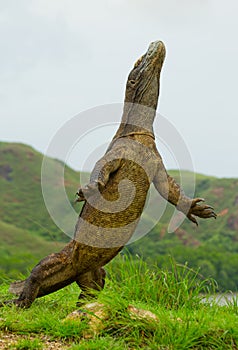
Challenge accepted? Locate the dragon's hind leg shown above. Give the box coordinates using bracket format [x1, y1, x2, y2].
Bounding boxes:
[76, 267, 106, 305]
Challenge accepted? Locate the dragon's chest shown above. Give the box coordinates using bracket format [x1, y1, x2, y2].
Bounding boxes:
[74, 140, 158, 248]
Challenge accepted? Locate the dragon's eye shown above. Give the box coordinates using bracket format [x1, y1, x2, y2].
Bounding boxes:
[130, 80, 136, 85]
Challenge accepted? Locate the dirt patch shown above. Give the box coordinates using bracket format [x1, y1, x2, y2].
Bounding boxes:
[0, 331, 70, 350]
[227, 213, 238, 231]
[0, 165, 13, 181]
[211, 187, 224, 198]
[175, 228, 200, 247]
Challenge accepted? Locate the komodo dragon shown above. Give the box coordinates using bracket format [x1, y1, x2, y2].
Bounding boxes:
[2, 40, 216, 308]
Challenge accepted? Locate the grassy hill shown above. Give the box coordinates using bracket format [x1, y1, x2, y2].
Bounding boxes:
[0, 220, 64, 279]
[0, 142, 81, 277]
[0, 141, 237, 290]
[0, 142, 81, 241]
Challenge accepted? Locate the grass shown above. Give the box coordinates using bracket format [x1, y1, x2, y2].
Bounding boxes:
[9, 338, 43, 350]
[1, 255, 238, 349]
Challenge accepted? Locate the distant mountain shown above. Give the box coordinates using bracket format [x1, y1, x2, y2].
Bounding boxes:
[0, 142, 237, 290]
[0, 142, 82, 277]
[0, 142, 82, 241]
[0, 219, 64, 279]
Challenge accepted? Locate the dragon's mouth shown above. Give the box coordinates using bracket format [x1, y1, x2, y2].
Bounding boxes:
[146, 41, 165, 63]
[134, 55, 144, 68]
[133, 41, 165, 71]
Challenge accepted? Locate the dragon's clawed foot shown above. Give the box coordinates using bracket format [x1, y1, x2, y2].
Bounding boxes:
[0, 299, 21, 308]
[187, 198, 217, 225]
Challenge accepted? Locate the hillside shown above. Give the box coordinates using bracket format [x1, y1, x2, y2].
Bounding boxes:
[0, 220, 64, 279]
[0, 142, 82, 240]
[0, 141, 237, 290]
[0, 142, 81, 277]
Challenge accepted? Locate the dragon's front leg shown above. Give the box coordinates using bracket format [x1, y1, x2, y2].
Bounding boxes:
[75, 149, 123, 202]
[153, 159, 217, 225]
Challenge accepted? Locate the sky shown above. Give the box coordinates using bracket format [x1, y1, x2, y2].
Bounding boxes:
[0, 0, 237, 178]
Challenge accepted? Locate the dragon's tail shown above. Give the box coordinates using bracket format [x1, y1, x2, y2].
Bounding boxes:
[9, 280, 26, 295]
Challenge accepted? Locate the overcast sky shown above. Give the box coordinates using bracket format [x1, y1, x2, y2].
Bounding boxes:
[1, 0, 237, 178]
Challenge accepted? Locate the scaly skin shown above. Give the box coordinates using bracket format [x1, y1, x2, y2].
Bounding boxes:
[2, 41, 216, 308]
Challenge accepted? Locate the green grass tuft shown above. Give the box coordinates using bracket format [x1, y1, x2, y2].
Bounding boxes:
[9, 338, 43, 350]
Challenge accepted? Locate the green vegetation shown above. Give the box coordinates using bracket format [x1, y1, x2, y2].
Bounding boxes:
[0, 220, 64, 279]
[0, 141, 80, 278]
[0, 142, 82, 242]
[0, 141, 238, 291]
[1, 256, 238, 349]
[128, 171, 238, 291]
[9, 338, 43, 350]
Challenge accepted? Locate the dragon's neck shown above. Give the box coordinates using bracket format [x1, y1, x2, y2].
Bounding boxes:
[113, 102, 156, 140]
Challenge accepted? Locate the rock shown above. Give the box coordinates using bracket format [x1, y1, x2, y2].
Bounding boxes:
[64, 302, 159, 337]
[127, 305, 159, 322]
[64, 302, 107, 338]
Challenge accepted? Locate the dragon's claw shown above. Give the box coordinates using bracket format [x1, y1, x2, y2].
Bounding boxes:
[191, 198, 205, 207]
[75, 181, 104, 203]
[187, 198, 217, 225]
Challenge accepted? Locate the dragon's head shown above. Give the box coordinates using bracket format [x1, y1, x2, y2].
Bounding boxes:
[125, 40, 166, 110]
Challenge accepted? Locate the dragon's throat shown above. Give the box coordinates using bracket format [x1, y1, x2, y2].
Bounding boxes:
[114, 102, 156, 138]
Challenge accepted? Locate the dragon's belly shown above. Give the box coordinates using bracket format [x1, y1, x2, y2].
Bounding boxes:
[74, 157, 153, 249]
